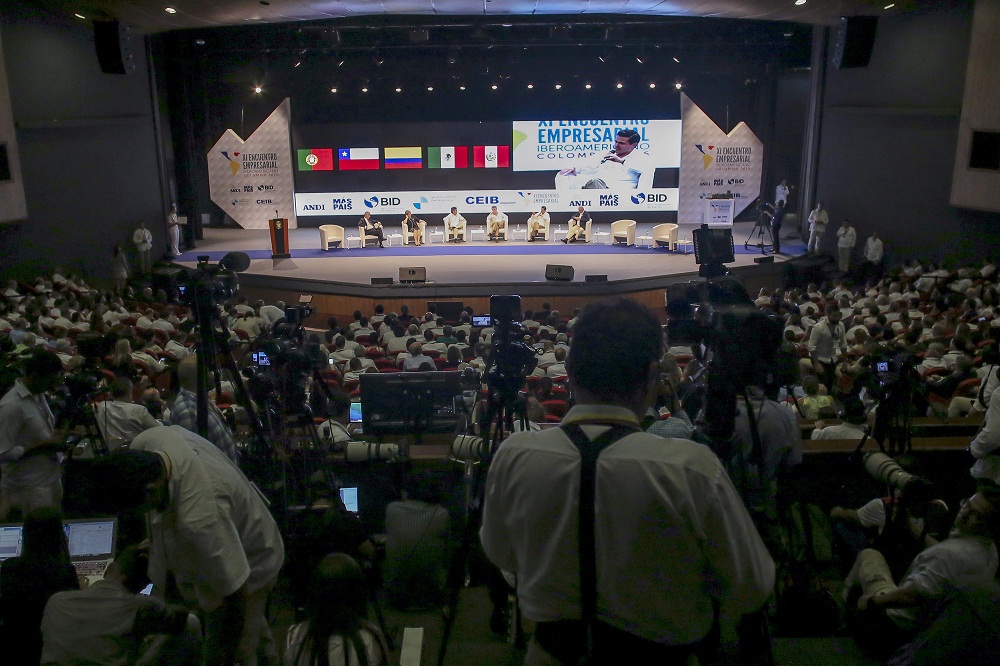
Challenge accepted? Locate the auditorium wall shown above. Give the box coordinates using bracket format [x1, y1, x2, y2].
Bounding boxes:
[0, 4, 164, 282]
[815, 2, 1000, 265]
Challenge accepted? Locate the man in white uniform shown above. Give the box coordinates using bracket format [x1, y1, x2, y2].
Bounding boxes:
[807, 202, 828, 255]
[93, 426, 285, 666]
[837, 220, 857, 273]
[167, 204, 182, 257]
[132, 220, 153, 274]
[443, 206, 466, 242]
[556, 129, 655, 190]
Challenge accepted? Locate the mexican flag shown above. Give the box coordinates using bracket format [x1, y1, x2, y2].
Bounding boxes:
[427, 146, 468, 169]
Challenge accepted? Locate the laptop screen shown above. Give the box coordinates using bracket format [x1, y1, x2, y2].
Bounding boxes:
[0, 524, 24, 563]
[340, 487, 359, 513]
[63, 519, 117, 560]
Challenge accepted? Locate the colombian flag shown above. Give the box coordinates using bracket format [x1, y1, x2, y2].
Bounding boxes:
[297, 148, 334, 171]
[473, 145, 510, 168]
[385, 147, 422, 170]
[338, 148, 380, 171]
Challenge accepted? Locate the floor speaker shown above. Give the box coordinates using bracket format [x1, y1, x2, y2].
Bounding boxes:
[94, 20, 135, 74]
[545, 264, 574, 281]
[833, 16, 878, 69]
[399, 267, 427, 283]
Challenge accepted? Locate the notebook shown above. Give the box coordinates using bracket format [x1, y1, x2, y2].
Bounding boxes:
[0, 517, 117, 585]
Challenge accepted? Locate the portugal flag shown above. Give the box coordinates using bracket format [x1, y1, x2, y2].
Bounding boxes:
[473, 145, 510, 168]
[427, 146, 468, 169]
[297, 148, 333, 171]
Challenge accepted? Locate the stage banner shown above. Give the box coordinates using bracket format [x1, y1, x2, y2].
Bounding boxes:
[295, 188, 678, 218]
[706, 199, 736, 227]
[677, 93, 762, 225]
[208, 98, 297, 230]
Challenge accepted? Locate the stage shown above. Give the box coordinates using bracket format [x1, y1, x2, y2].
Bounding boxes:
[175, 221, 805, 294]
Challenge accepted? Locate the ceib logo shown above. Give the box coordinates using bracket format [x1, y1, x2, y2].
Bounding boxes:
[695, 144, 715, 169]
[221, 151, 241, 176]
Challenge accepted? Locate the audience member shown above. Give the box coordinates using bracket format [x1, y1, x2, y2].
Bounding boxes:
[93, 376, 161, 448]
[167, 354, 240, 464]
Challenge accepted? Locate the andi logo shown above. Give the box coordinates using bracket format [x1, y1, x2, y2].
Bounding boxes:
[694, 144, 715, 169]
[221, 150, 241, 176]
[364, 196, 379, 209]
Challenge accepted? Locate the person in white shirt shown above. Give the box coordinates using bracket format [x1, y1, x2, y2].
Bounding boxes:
[555, 128, 655, 190]
[167, 204, 182, 257]
[443, 207, 466, 243]
[807, 202, 829, 255]
[94, 377, 161, 447]
[486, 205, 508, 242]
[527, 206, 550, 242]
[774, 179, 791, 206]
[836, 220, 857, 273]
[132, 220, 154, 274]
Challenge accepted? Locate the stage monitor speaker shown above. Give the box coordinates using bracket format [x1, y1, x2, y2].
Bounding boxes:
[370, 277, 394, 285]
[545, 264, 574, 281]
[585, 274, 608, 283]
[399, 266, 427, 284]
[94, 20, 135, 74]
[833, 16, 878, 69]
[753, 256, 775, 264]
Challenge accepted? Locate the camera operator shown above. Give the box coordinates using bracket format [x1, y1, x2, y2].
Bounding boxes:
[167, 354, 239, 465]
[844, 486, 1000, 654]
[0, 349, 67, 520]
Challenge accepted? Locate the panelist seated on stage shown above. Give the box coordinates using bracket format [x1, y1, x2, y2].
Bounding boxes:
[527, 207, 550, 242]
[443, 207, 467, 242]
[486, 206, 509, 242]
[562, 206, 591, 243]
[401, 210, 426, 246]
[358, 212, 385, 248]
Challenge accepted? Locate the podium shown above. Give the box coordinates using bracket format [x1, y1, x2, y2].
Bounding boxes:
[269, 218, 291, 259]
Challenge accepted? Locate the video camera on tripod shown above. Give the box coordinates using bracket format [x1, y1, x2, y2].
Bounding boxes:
[861, 346, 922, 450]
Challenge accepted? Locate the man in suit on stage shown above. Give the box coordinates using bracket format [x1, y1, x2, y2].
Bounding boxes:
[563, 206, 591, 243]
[358, 211, 385, 248]
[528, 206, 550, 242]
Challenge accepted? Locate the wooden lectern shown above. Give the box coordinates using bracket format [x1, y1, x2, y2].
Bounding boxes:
[269, 217, 291, 259]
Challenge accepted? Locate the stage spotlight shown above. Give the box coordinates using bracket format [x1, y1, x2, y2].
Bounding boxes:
[165, 7, 177, 14]
[794, 0, 806, 5]
[649, 82, 656, 89]
[254, 85, 262, 94]
[460, 85, 466, 90]
[491, 84, 498, 90]
[673, 56, 680, 63]
[884, 2, 894, 7]
[527, 83, 534, 89]
[585, 83, 592, 89]
[598, 55, 605, 63]
[330, 88, 337, 93]
[636, 56, 643, 64]
[675, 82, 683, 90]
[555, 83, 562, 89]
[616, 82, 623, 89]
[294, 61, 301, 68]
[361, 87, 368, 92]
[74, 13, 86, 19]
[395, 87, 402, 92]
[427, 86, 433, 91]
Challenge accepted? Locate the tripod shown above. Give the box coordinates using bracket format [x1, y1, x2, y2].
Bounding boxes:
[744, 213, 774, 255]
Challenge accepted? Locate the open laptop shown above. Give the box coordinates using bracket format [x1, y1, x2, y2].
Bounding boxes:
[0, 517, 117, 585]
[339, 487, 360, 514]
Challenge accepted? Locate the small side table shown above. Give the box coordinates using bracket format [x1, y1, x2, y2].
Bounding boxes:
[345, 235, 362, 249]
[386, 233, 403, 247]
[511, 227, 527, 241]
[470, 227, 486, 242]
[429, 229, 445, 244]
[593, 231, 611, 245]
[676, 238, 693, 254]
[637, 235, 653, 248]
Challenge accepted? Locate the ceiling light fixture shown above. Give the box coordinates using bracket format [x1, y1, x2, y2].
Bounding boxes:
[427, 86, 433, 91]
[294, 61, 301, 68]
[527, 84, 534, 89]
[636, 57, 643, 64]
[649, 83, 656, 89]
[330, 88, 337, 93]
[585, 83, 592, 89]
[491, 84, 498, 90]
[673, 56, 680, 63]
[459, 85, 466, 90]
[164, 7, 177, 13]
[616, 83, 623, 89]
[361, 87, 368, 92]
[395, 87, 402, 92]
[675, 82, 683, 90]
[598, 56, 605, 63]
[254, 86, 262, 93]
[794, 0, 806, 5]
[884, 3, 895, 8]
[555, 84, 562, 89]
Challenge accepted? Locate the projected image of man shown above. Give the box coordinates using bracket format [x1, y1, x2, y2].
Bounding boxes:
[556, 129, 654, 190]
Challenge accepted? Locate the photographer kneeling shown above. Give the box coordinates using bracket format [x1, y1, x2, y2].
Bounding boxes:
[844, 485, 1000, 656]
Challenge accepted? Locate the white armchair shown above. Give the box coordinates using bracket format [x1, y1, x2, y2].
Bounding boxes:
[318, 224, 345, 250]
[652, 223, 679, 250]
[490, 216, 509, 241]
[443, 216, 467, 241]
[582, 219, 593, 242]
[358, 224, 383, 246]
[527, 215, 551, 241]
[611, 219, 637, 246]
[401, 219, 427, 245]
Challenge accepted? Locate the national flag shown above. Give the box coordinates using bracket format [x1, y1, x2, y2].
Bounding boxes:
[338, 147, 380, 170]
[427, 146, 468, 169]
[384, 147, 423, 170]
[297, 148, 334, 171]
[473, 145, 510, 168]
